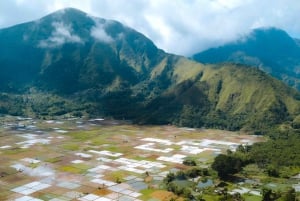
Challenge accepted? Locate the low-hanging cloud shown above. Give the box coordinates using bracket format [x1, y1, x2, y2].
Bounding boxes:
[1, 0, 300, 55]
[90, 21, 113, 43]
[38, 21, 82, 48]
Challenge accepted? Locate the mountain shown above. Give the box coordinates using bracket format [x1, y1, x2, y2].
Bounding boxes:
[1, 8, 300, 133]
[0, 8, 164, 93]
[193, 27, 300, 90]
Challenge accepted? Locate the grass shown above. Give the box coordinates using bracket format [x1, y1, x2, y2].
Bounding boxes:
[90, 137, 110, 145]
[202, 194, 220, 201]
[2, 147, 26, 155]
[104, 145, 121, 152]
[45, 156, 63, 163]
[139, 188, 157, 200]
[173, 57, 204, 84]
[171, 144, 182, 151]
[196, 151, 216, 164]
[72, 163, 90, 172]
[35, 192, 57, 200]
[243, 194, 262, 201]
[105, 170, 127, 183]
[58, 163, 90, 174]
[133, 155, 149, 161]
[59, 165, 82, 174]
[62, 143, 80, 151]
[67, 130, 100, 141]
[173, 180, 194, 188]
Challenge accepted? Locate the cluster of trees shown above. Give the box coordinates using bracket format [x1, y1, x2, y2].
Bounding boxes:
[163, 167, 210, 200]
[0, 93, 24, 116]
[261, 187, 297, 201]
[183, 158, 197, 166]
[212, 129, 300, 179]
[210, 129, 300, 201]
[212, 153, 246, 179]
[160, 129, 300, 200]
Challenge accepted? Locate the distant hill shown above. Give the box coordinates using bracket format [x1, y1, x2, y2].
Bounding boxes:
[193, 27, 300, 90]
[1, 9, 300, 133]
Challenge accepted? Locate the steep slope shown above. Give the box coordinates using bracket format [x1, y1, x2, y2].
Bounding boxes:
[0, 8, 164, 93]
[193, 27, 300, 90]
[139, 60, 300, 132]
[0, 9, 300, 133]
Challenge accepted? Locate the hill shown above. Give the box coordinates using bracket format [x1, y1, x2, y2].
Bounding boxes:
[1, 9, 300, 132]
[193, 27, 300, 90]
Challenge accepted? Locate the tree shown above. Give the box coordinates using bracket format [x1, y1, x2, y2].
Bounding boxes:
[182, 187, 193, 199]
[164, 172, 176, 183]
[266, 165, 279, 177]
[262, 188, 280, 201]
[195, 195, 206, 201]
[236, 144, 251, 153]
[167, 182, 178, 193]
[282, 187, 296, 201]
[176, 170, 187, 180]
[211, 154, 243, 179]
[219, 192, 244, 201]
[183, 158, 197, 166]
[232, 192, 244, 201]
[186, 168, 202, 178]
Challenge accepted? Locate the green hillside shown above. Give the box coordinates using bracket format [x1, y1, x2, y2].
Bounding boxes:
[0, 9, 300, 133]
[193, 27, 300, 90]
[138, 59, 300, 132]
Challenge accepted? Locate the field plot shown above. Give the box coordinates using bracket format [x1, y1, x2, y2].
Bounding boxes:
[0, 117, 263, 201]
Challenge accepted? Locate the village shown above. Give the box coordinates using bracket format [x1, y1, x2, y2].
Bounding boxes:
[0, 116, 290, 201]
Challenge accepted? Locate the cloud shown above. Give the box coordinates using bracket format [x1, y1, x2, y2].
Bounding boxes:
[1, 0, 300, 55]
[38, 21, 82, 48]
[90, 21, 113, 43]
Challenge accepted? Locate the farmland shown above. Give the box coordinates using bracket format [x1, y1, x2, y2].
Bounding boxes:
[0, 116, 274, 201]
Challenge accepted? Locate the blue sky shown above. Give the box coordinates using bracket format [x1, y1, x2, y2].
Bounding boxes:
[0, 0, 299, 56]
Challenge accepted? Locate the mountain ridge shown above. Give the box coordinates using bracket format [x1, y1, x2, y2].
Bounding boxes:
[193, 27, 300, 90]
[1, 9, 300, 133]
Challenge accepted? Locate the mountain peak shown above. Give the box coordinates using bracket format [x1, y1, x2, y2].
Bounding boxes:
[0, 7, 163, 91]
[47, 7, 88, 17]
[61, 7, 86, 13]
[0, 11, 299, 132]
[246, 27, 295, 45]
[41, 7, 93, 25]
[252, 27, 288, 34]
[193, 27, 300, 90]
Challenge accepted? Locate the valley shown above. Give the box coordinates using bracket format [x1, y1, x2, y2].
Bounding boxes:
[0, 7, 300, 201]
[1, 116, 299, 201]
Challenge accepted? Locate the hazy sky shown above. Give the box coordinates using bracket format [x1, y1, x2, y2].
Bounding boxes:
[0, 0, 299, 56]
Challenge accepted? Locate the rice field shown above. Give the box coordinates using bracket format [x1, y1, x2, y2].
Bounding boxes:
[0, 116, 264, 201]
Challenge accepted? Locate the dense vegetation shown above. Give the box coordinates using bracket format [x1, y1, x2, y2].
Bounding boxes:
[160, 129, 300, 200]
[212, 129, 300, 179]
[1, 9, 300, 134]
[193, 27, 300, 90]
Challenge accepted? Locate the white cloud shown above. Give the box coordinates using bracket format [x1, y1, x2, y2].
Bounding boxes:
[38, 21, 82, 48]
[90, 21, 113, 43]
[1, 0, 300, 55]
